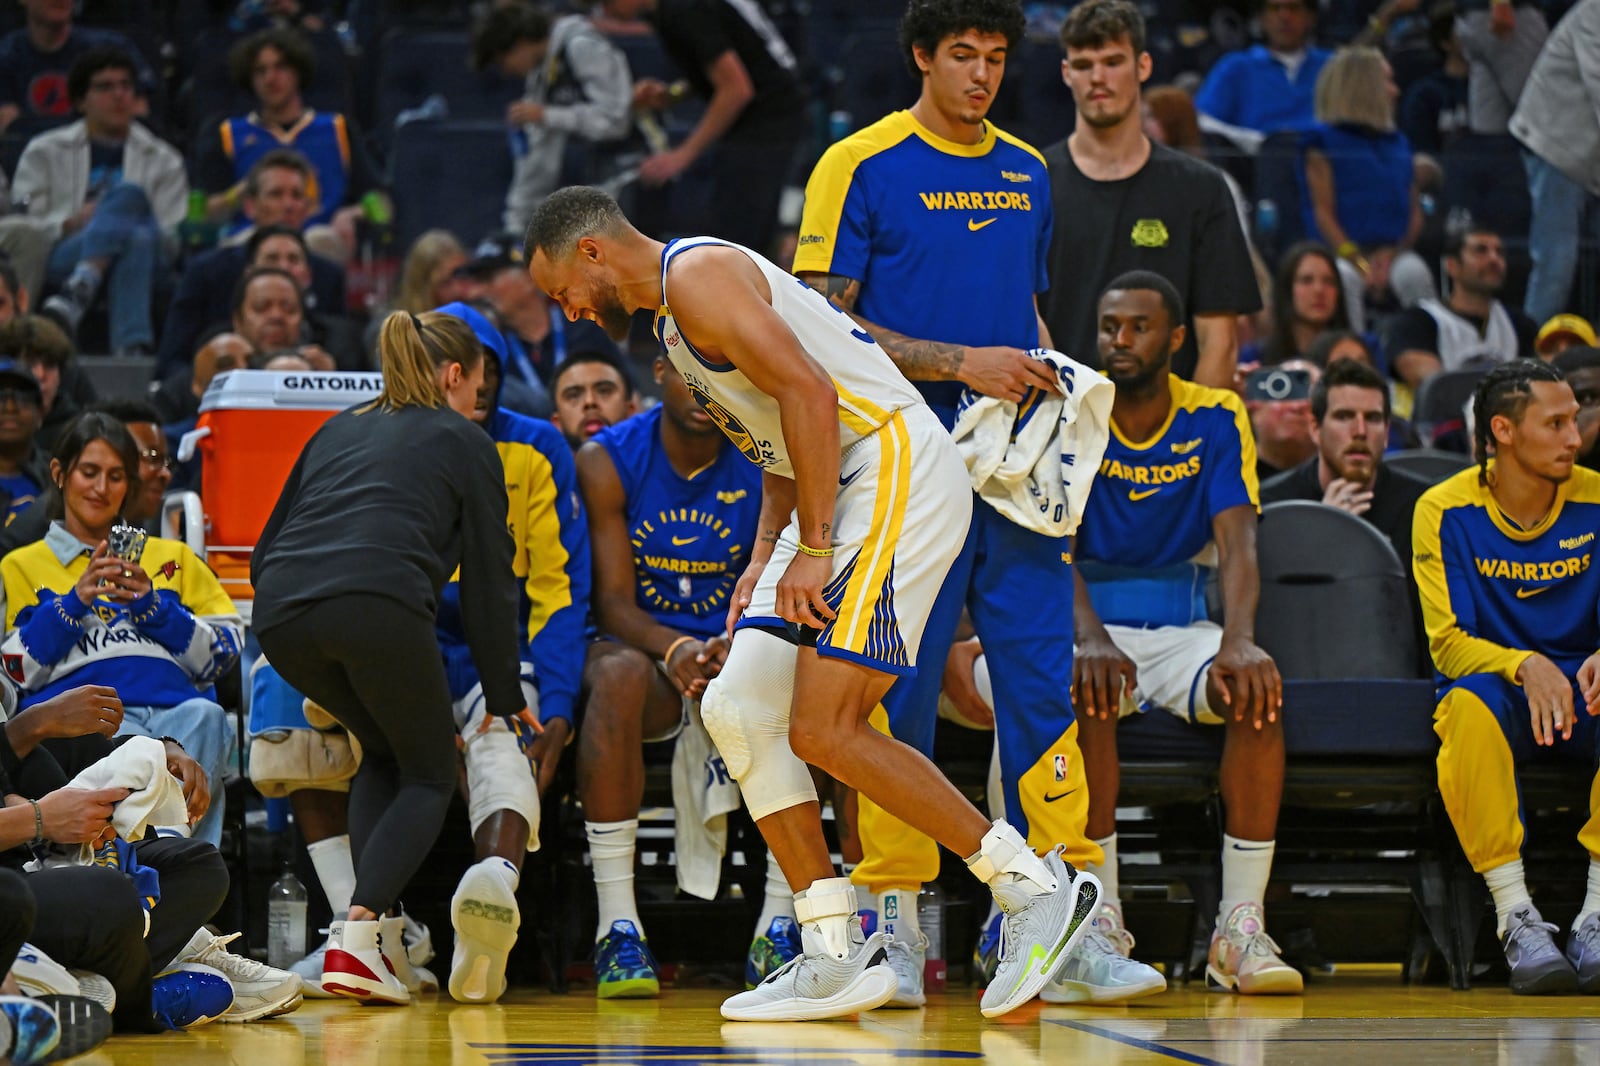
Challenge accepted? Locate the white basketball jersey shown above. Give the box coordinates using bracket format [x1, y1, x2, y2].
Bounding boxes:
[654, 236, 923, 479]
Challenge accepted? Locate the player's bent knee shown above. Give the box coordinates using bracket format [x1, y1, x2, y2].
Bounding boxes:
[700, 629, 816, 820]
[463, 727, 541, 852]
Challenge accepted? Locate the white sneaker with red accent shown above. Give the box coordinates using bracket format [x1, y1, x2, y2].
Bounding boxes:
[1205, 903, 1304, 995]
[321, 920, 410, 1005]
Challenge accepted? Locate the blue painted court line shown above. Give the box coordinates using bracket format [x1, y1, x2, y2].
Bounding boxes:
[472, 1043, 983, 1065]
[1044, 1021, 1232, 1066]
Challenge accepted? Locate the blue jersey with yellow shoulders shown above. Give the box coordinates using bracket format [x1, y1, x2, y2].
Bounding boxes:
[221, 111, 350, 229]
[436, 409, 591, 725]
[596, 406, 761, 641]
[1414, 463, 1600, 684]
[794, 110, 1051, 422]
[1076, 376, 1259, 627]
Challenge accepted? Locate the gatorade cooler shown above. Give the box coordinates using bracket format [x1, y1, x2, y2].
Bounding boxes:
[185, 369, 383, 607]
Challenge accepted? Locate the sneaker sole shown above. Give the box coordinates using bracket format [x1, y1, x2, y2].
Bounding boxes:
[596, 977, 660, 999]
[218, 984, 305, 1023]
[980, 872, 1101, 1019]
[720, 964, 898, 1022]
[2, 998, 60, 1064]
[448, 866, 521, 1004]
[1041, 970, 1168, 1004]
[1205, 964, 1306, 995]
[1509, 968, 1580, 996]
[34, 996, 110, 1062]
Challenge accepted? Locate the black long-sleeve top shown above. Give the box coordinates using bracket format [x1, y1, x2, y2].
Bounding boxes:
[250, 402, 524, 718]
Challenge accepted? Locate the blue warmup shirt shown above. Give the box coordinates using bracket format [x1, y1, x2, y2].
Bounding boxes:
[595, 406, 761, 640]
[793, 110, 1051, 423]
[1075, 377, 1259, 628]
[1194, 45, 1332, 133]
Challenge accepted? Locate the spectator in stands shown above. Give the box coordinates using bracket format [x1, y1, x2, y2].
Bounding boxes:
[1305, 328, 1379, 367]
[1509, 0, 1600, 325]
[1416, 360, 1600, 995]
[393, 230, 466, 316]
[150, 329, 251, 429]
[0, 413, 242, 848]
[1555, 345, 1600, 470]
[192, 28, 384, 244]
[155, 150, 345, 385]
[1042, 0, 1261, 389]
[0, 361, 46, 527]
[245, 225, 361, 369]
[1243, 242, 1357, 368]
[231, 266, 306, 360]
[0, 314, 88, 454]
[1387, 225, 1534, 389]
[0, 218, 53, 317]
[1261, 358, 1430, 573]
[574, 353, 772, 998]
[1195, 0, 1332, 151]
[0, 262, 25, 326]
[1399, 2, 1471, 157]
[551, 349, 638, 448]
[1301, 46, 1434, 319]
[0, 0, 155, 136]
[1072, 271, 1297, 996]
[13, 50, 186, 358]
[1537, 314, 1598, 361]
[471, 4, 634, 236]
[624, 0, 807, 256]
[1247, 358, 1321, 481]
[90, 399, 169, 533]
[1456, 0, 1546, 137]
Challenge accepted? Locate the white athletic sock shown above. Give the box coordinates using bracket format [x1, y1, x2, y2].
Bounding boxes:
[752, 852, 795, 940]
[1219, 835, 1275, 925]
[482, 855, 521, 893]
[878, 887, 921, 943]
[1086, 833, 1119, 907]
[307, 834, 356, 918]
[1578, 860, 1600, 930]
[587, 819, 642, 942]
[1485, 859, 1534, 937]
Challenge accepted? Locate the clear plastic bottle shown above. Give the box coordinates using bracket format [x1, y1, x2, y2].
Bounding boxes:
[918, 883, 946, 993]
[267, 862, 308, 970]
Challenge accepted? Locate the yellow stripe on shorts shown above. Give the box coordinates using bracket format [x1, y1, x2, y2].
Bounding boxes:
[834, 411, 911, 656]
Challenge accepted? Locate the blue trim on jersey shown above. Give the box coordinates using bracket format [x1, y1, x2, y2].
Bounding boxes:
[659, 239, 740, 373]
[818, 643, 917, 678]
[1188, 653, 1217, 724]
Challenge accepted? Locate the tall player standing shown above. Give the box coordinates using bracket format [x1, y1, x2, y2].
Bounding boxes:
[793, 0, 1165, 1003]
[526, 185, 1100, 1021]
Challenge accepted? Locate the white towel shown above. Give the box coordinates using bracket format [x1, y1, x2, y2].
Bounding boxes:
[670, 697, 741, 901]
[951, 349, 1114, 537]
[65, 735, 190, 845]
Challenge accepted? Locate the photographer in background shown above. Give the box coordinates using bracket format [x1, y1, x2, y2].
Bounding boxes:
[1246, 359, 1320, 482]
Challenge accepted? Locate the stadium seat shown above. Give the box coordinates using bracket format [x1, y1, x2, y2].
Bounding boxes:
[374, 30, 522, 151]
[388, 119, 512, 251]
[1384, 447, 1473, 484]
[1410, 365, 1491, 448]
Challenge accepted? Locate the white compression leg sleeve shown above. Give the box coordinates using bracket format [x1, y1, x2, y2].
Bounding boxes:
[700, 628, 815, 820]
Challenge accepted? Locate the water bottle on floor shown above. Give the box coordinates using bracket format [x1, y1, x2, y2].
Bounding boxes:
[267, 862, 307, 970]
[919, 883, 946, 993]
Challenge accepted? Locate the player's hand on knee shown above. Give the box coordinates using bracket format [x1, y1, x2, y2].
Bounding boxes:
[31, 685, 123, 740]
[727, 561, 765, 636]
[1072, 637, 1137, 721]
[698, 635, 731, 681]
[776, 554, 836, 632]
[960, 346, 1062, 404]
[1518, 654, 1575, 745]
[943, 638, 992, 727]
[1579, 653, 1600, 718]
[526, 716, 569, 796]
[1211, 636, 1281, 730]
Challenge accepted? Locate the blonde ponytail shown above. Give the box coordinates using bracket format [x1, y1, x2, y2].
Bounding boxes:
[369, 310, 482, 412]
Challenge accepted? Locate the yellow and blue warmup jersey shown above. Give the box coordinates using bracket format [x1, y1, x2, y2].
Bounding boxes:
[1075, 377, 1259, 627]
[794, 111, 1051, 420]
[1414, 464, 1600, 683]
[597, 405, 762, 640]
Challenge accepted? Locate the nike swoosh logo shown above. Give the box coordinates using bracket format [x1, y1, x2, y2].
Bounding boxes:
[1044, 789, 1078, 803]
[671, 535, 699, 546]
[1128, 488, 1161, 501]
[1516, 586, 1552, 599]
[968, 217, 997, 232]
[839, 467, 864, 487]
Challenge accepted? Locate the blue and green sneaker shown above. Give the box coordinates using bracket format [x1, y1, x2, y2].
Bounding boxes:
[595, 920, 660, 999]
[745, 916, 802, 989]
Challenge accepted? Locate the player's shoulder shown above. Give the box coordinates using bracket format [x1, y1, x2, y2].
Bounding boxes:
[592, 406, 659, 457]
[815, 112, 921, 175]
[1564, 465, 1600, 507]
[1418, 465, 1485, 516]
[988, 123, 1049, 171]
[1172, 375, 1248, 422]
[1143, 142, 1228, 187]
[494, 407, 568, 457]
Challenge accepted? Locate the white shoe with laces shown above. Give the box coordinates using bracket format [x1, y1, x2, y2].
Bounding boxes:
[291, 936, 337, 998]
[980, 849, 1100, 1018]
[174, 929, 304, 1021]
[721, 920, 897, 1022]
[881, 931, 926, 1008]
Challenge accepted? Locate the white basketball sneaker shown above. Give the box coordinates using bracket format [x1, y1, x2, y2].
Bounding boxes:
[448, 859, 521, 1004]
[721, 919, 898, 1023]
[980, 849, 1100, 1018]
[1042, 903, 1167, 1004]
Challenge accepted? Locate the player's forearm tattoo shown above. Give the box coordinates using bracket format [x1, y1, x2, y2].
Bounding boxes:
[803, 272, 861, 312]
[760, 528, 780, 547]
[802, 272, 964, 380]
[820, 522, 831, 544]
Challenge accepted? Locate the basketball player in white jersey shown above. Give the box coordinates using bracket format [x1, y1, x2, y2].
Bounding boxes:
[525, 186, 1099, 1022]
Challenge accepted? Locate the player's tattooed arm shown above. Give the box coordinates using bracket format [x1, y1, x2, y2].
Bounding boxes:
[798, 271, 967, 382]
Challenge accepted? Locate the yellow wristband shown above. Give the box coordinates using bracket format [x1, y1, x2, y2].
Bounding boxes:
[1336, 240, 1360, 261]
[662, 635, 695, 664]
[796, 542, 834, 558]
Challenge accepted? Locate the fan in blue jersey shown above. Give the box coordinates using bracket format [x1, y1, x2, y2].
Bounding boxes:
[1419, 360, 1600, 995]
[1071, 272, 1297, 996]
[574, 354, 767, 998]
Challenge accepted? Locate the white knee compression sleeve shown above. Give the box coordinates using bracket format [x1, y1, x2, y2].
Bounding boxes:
[457, 681, 542, 851]
[699, 628, 815, 820]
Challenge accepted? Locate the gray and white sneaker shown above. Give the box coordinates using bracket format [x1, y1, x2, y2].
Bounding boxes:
[1502, 906, 1578, 995]
[881, 931, 927, 1008]
[980, 849, 1100, 1018]
[174, 929, 303, 1021]
[12, 943, 79, 999]
[66, 970, 117, 1014]
[1042, 928, 1167, 1004]
[721, 920, 897, 1022]
[1567, 912, 1600, 994]
[291, 936, 337, 998]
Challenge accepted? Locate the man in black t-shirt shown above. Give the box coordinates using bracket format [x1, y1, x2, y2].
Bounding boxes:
[1386, 226, 1536, 390]
[619, 0, 806, 256]
[1040, 0, 1259, 389]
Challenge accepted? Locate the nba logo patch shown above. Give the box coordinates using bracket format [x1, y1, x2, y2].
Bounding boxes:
[1053, 754, 1067, 782]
